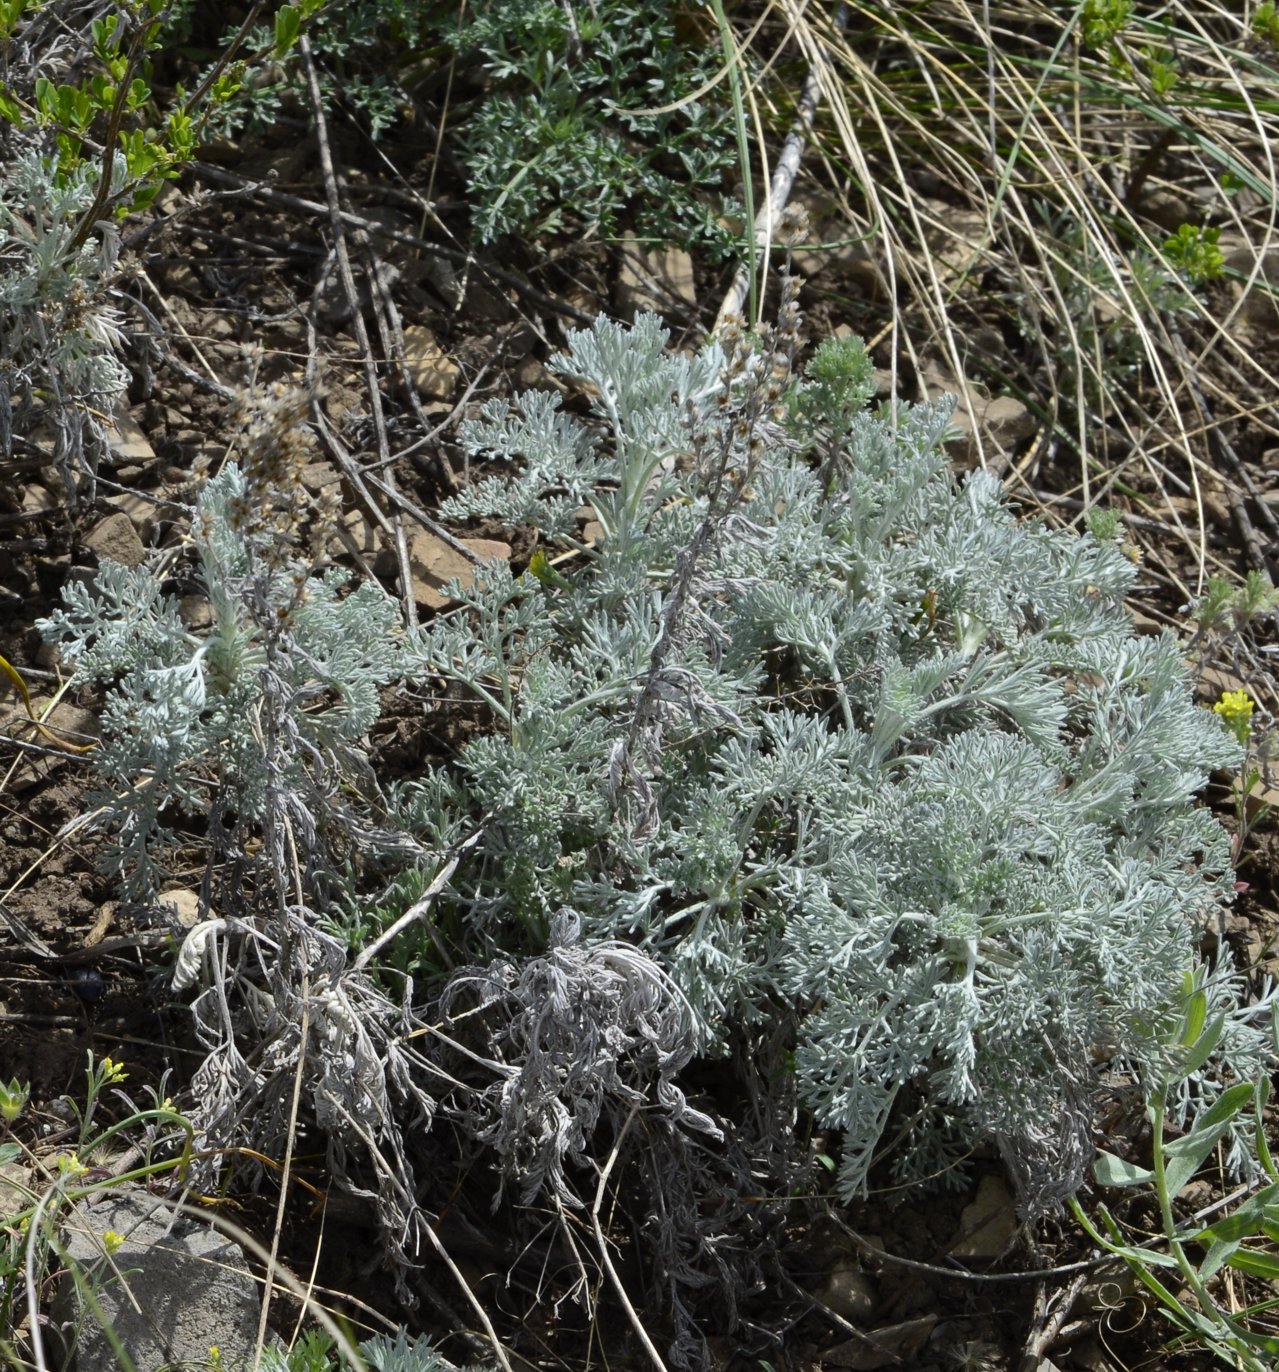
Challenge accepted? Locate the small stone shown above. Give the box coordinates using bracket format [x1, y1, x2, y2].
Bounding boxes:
[1222, 238, 1279, 330]
[791, 193, 884, 297]
[0, 1158, 33, 1217]
[180, 595, 214, 631]
[981, 394, 1036, 465]
[105, 409, 157, 468]
[1068, 1334, 1120, 1372]
[1136, 188, 1189, 233]
[22, 484, 58, 514]
[84, 512, 145, 569]
[27, 696, 98, 750]
[402, 324, 460, 400]
[818, 1260, 877, 1322]
[614, 240, 698, 319]
[301, 461, 341, 494]
[104, 490, 158, 543]
[387, 531, 511, 611]
[1077, 1267, 1138, 1316]
[164, 262, 201, 296]
[65, 967, 106, 1002]
[514, 354, 553, 390]
[922, 201, 991, 277]
[950, 1173, 1019, 1260]
[159, 888, 203, 929]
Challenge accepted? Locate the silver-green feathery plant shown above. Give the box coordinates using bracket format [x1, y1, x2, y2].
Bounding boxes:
[37, 306, 1275, 1362]
[409, 305, 1272, 1210]
[0, 150, 129, 495]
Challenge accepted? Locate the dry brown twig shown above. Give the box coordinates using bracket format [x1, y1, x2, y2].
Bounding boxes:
[298, 35, 418, 630]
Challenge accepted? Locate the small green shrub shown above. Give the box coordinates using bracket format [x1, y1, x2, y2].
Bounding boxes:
[448, 0, 741, 253]
[167, 0, 741, 256]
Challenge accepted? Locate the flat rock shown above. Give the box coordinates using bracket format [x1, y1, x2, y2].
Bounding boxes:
[180, 594, 215, 631]
[159, 888, 203, 928]
[84, 512, 145, 569]
[921, 361, 1034, 471]
[54, 1189, 262, 1372]
[982, 394, 1036, 455]
[385, 531, 511, 611]
[1222, 237, 1279, 330]
[104, 490, 158, 543]
[402, 324, 460, 400]
[22, 483, 58, 514]
[949, 1173, 1019, 1260]
[817, 1260, 877, 1321]
[614, 240, 697, 320]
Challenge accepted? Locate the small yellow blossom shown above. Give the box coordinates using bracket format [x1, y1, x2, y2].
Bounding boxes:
[1213, 688, 1255, 745]
[103, 1230, 125, 1255]
[57, 1153, 89, 1178]
[99, 1056, 128, 1084]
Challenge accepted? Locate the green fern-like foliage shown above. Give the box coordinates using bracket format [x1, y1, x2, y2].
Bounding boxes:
[450, 0, 741, 253]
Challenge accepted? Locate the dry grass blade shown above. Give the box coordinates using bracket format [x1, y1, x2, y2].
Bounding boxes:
[759, 0, 1279, 583]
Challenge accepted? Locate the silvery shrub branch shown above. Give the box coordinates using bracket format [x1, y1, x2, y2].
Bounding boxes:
[0, 149, 129, 495]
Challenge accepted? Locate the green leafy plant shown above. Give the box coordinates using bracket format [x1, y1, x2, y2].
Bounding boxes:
[1193, 571, 1279, 642]
[1, 0, 213, 218]
[1253, 2, 1279, 48]
[0, 0, 296, 496]
[1163, 223, 1225, 286]
[1082, 0, 1134, 50]
[186, 0, 433, 143]
[446, 0, 742, 252]
[1071, 973, 1279, 1370]
[0, 1053, 195, 1371]
[0, 1079, 29, 1126]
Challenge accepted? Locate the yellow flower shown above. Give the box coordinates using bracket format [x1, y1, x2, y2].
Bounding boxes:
[57, 1153, 89, 1178]
[1213, 688, 1255, 744]
[103, 1230, 125, 1255]
[99, 1056, 128, 1084]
